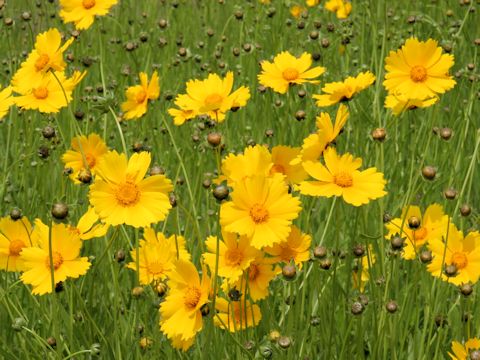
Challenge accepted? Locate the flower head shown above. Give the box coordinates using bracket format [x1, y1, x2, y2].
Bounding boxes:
[69, 207, 109, 240]
[214, 297, 262, 332]
[121, 71, 160, 120]
[0, 216, 33, 272]
[59, 0, 119, 30]
[0, 86, 14, 120]
[449, 338, 480, 360]
[325, 0, 352, 19]
[270, 146, 308, 184]
[385, 93, 438, 116]
[264, 225, 311, 268]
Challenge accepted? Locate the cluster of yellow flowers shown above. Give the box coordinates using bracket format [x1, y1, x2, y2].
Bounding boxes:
[288, 0, 352, 19]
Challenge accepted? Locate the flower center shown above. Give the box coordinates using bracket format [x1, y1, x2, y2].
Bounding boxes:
[84, 153, 96, 168]
[279, 247, 296, 263]
[413, 227, 428, 241]
[45, 251, 63, 270]
[35, 54, 50, 72]
[82, 0, 96, 9]
[9, 239, 26, 256]
[33, 87, 49, 99]
[115, 181, 140, 206]
[410, 65, 427, 82]
[248, 263, 260, 280]
[451, 252, 468, 270]
[148, 260, 165, 275]
[204, 93, 223, 107]
[282, 68, 300, 81]
[225, 248, 244, 266]
[184, 285, 202, 309]
[334, 171, 353, 188]
[249, 203, 269, 224]
[270, 164, 286, 175]
[135, 89, 147, 104]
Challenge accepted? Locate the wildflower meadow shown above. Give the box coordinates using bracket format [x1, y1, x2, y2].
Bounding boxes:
[0, 0, 479, 359]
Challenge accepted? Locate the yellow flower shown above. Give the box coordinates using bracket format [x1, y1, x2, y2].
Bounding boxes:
[62, 133, 108, 184]
[68, 207, 109, 240]
[449, 338, 480, 360]
[127, 228, 190, 285]
[0, 86, 14, 120]
[270, 146, 308, 184]
[159, 260, 210, 350]
[306, 0, 320, 6]
[264, 225, 311, 268]
[214, 297, 262, 332]
[167, 107, 197, 126]
[121, 71, 160, 120]
[59, 0, 119, 30]
[20, 219, 91, 295]
[14, 71, 86, 113]
[352, 246, 376, 292]
[0, 216, 33, 272]
[325, 0, 352, 19]
[290, 5, 306, 18]
[89, 151, 173, 228]
[220, 174, 302, 249]
[203, 231, 260, 283]
[313, 72, 375, 107]
[258, 51, 325, 94]
[11, 28, 74, 93]
[385, 93, 438, 116]
[299, 147, 387, 206]
[385, 204, 450, 260]
[427, 228, 480, 286]
[383, 38, 456, 100]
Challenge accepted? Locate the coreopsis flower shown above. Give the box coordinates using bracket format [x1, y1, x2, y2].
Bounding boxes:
[127, 228, 190, 285]
[167, 107, 197, 126]
[385, 204, 450, 260]
[62, 133, 108, 184]
[306, 0, 320, 6]
[449, 338, 480, 360]
[203, 231, 260, 283]
[14, 71, 86, 113]
[270, 146, 308, 184]
[59, 0, 119, 30]
[292, 104, 349, 165]
[11, 28, 74, 93]
[385, 93, 438, 116]
[290, 5, 306, 18]
[0, 86, 14, 120]
[0, 216, 33, 272]
[427, 228, 480, 286]
[20, 219, 91, 295]
[324, 0, 352, 19]
[214, 297, 262, 332]
[313, 72, 376, 107]
[121, 71, 160, 120]
[264, 225, 311, 268]
[220, 174, 302, 249]
[298, 147, 387, 206]
[159, 260, 210, 351]
[258, 51, 325, 94]
[68, 207, 109, 240]
[89, 151, 173, 228]
[352, 246, 376, 292]
[383, 38, 456, 100]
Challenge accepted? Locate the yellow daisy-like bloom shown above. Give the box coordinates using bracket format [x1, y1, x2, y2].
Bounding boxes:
[270, 146, 308, 185]
[167, 107, 197, 126]
[352, 246, 376, 292]
[0, 86, 14, 120]
[306, 0, 320, 6]
[449, 338, 480, 360]
[127, 228, 190, 285]
[313, 72, 376, 107]
[203, 231, 260, 283]
[20, 219, 91, 295]
[121, 71, 160, 120]
[59, 0, 119, 30]
[264, 225, 311, 268]
[62, 133, 108, 184]
[385, 204, 450, 260]
[325, 0, 352, 19]
[258, 51, 325, 94]
[383, 38, 456, 100]
[298, 147, 387, 206]
[68, 207, 109, 241]
[159, 260, 210, 350]
[14, 71, 86, 113]
[89, 151, 173, 228]
[220, 174, 302, 249]
[11, 28, 74, 93]
[427, 228, 480, 286]
[290, 5, 306, 18]
[214, 297, 262, 332]
[385, 93, 438, 116]
[0, 216, 33, 272]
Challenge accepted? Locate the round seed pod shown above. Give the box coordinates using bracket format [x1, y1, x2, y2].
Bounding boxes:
[444, 264, 458, 277]
[207, 132, 222, 147]
[295, 110, 306, 121]
[313, 246, 327, 259]
[422, 166, 436, 180]
[51, 202, 68, 220]
[407, 216, 421, 229]
[460, 283, 473, 296]
[444, 188, 457, 200]
[420, 251, 433, 264]
[244, 340, 255, 351]
[260, 346, 273, 359]
[42, 125, 56, 139]
[282, 264, 296, 280]
[213, 185, 229, 201]
[77, 168, 92, 184]
[460, 204, 471, 217]
[391, 236, 405, 250]
[385, 300, 398, 313]
[10, 208, 22, 221]
[371, 128, 386, 141]
[351, 301, 364, 315]
[150, 165, 165, 176]
[439, 127, 452, 140]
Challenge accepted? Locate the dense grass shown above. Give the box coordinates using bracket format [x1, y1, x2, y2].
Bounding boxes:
[0, 0, 479, 359]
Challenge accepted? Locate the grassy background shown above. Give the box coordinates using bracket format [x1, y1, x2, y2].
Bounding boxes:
[0, 0, 479, 358]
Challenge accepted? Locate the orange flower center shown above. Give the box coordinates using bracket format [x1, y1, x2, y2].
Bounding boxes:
[148, 260, 165, 275]
[270, 164, 286, 175]
[451, 252, 468, 270]
[84, 153, 96, 168]
[248, 263, 260, 281]
[136, 89, 147, 104]
[45, 251, 63, 270]
[249, 203, 269, 224]
[204, 93, 223, 107]
[82, 0, 96, 9]
[184, 285, 202, 309]
[334, 171, 353, 188]
[410, 65, 427, 82]
[33, 87, 49, 99]
[282, 68, 300, 81]
[9, 239, 26, 256]
[115, 181, 140, 206]
[413, 227, 428, 241]
[280, 247, 296, 263]
[225, 248, 244, 266]
[35, 54, 50, 72]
